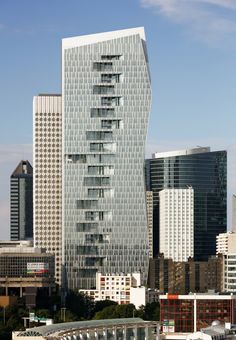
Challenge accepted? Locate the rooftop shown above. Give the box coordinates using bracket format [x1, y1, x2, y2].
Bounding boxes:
[152, 147, 211, 159]
[16, 318, 156, 337]
[62, 27, 145, 49]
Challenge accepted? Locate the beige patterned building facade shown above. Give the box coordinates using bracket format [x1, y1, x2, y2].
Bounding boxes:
[33, 94, 62, 284]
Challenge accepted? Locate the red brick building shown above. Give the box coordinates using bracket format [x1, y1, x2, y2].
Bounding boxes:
[160, 293, 236, 333]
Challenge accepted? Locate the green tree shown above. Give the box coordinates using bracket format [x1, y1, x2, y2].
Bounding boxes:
[143, 302, 160, 321]
[34, 309, 52, 319]
[66, 290, 94, 320]
[93, 303, 136, 320]
[92, 300, 117, 317]
[54, 309, 78, 323]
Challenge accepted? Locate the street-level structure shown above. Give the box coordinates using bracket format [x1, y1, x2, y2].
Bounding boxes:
[0, 244, 55, 301]
[13, 318, 158, 340]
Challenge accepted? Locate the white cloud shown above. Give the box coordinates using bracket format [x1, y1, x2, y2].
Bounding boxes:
[140, 0, 236, 44]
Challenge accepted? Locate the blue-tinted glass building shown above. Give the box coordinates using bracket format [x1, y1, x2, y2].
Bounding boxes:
[62, 28, 151, 289]
[145, 147, 227, 261]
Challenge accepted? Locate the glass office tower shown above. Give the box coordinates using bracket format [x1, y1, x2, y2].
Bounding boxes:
[62, 28, 151, 289]
[146, 147, 227, 261]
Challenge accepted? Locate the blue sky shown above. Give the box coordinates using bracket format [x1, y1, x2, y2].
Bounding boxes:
[0, 0, 236, 238]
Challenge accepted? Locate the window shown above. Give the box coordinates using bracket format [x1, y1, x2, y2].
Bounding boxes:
[93, 85, 115, 95]
[86, 131, 112, 141]
[85, 234, 108, 243]
[87, 154, 115, 164]
[101, 97, 122, 106]
[66, 154, 86, 163]
[76, 223, 98, 232]
[88, 188, 114, 198]
[88, 166, 114, 176]
[101, 120, 123, 129]
[84, 177, 110, 186]
[77, 246, 98, 255]
[101, 74, 121, 83]
[85, 257, 104, 266]
[101, 55, 122, 60]
[90, 143, 116, 152]
[90, 108, 115, 118]
[85, 211, 112, 221]
[77, 200, 98, 209]
[93, 62, 112, 71]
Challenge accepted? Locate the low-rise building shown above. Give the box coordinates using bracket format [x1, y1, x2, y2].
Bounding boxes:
[80, 272, 158, 308]
[216, 232, 236, 255]
[148, 254, 223, 294]
[0, 242, 55, 305]
[160, 293, 236, 333]
[216, 231, 236, 292]
[186, 321, 233, 340]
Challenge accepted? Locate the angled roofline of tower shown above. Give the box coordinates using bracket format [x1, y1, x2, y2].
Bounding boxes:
[62, 27, 146, 49]
[11, 160, 33, 177]
[152, 147, 211, 159]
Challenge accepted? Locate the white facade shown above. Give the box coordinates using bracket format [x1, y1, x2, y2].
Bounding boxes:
[216, 232, 229, 255]
[216, 232, 236, 292]
[33, 95, 62, 284]
[216, 232, 236, 255]
[223, 254, 236, 292]
[130, 286, 146, 309]
[159, 188, 194, 262]
[80, 272, 141, 305]
[80, 272, 158, 308]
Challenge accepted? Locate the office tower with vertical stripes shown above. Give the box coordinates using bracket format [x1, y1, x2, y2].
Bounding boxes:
[62, 27, 151, 289]
[10, 160, 33, 241]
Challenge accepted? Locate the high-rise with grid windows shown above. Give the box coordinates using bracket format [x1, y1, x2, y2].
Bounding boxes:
[10, 160, 33, 241]
[62, 27, 151, 289]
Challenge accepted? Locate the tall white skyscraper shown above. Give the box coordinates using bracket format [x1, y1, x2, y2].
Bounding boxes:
[33, 95, 62, 284]
[62, 27, 151, 289]
[159, 188, 194, 262]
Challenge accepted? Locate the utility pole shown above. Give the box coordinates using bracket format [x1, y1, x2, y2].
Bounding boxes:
[61, 307, 66, 322]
